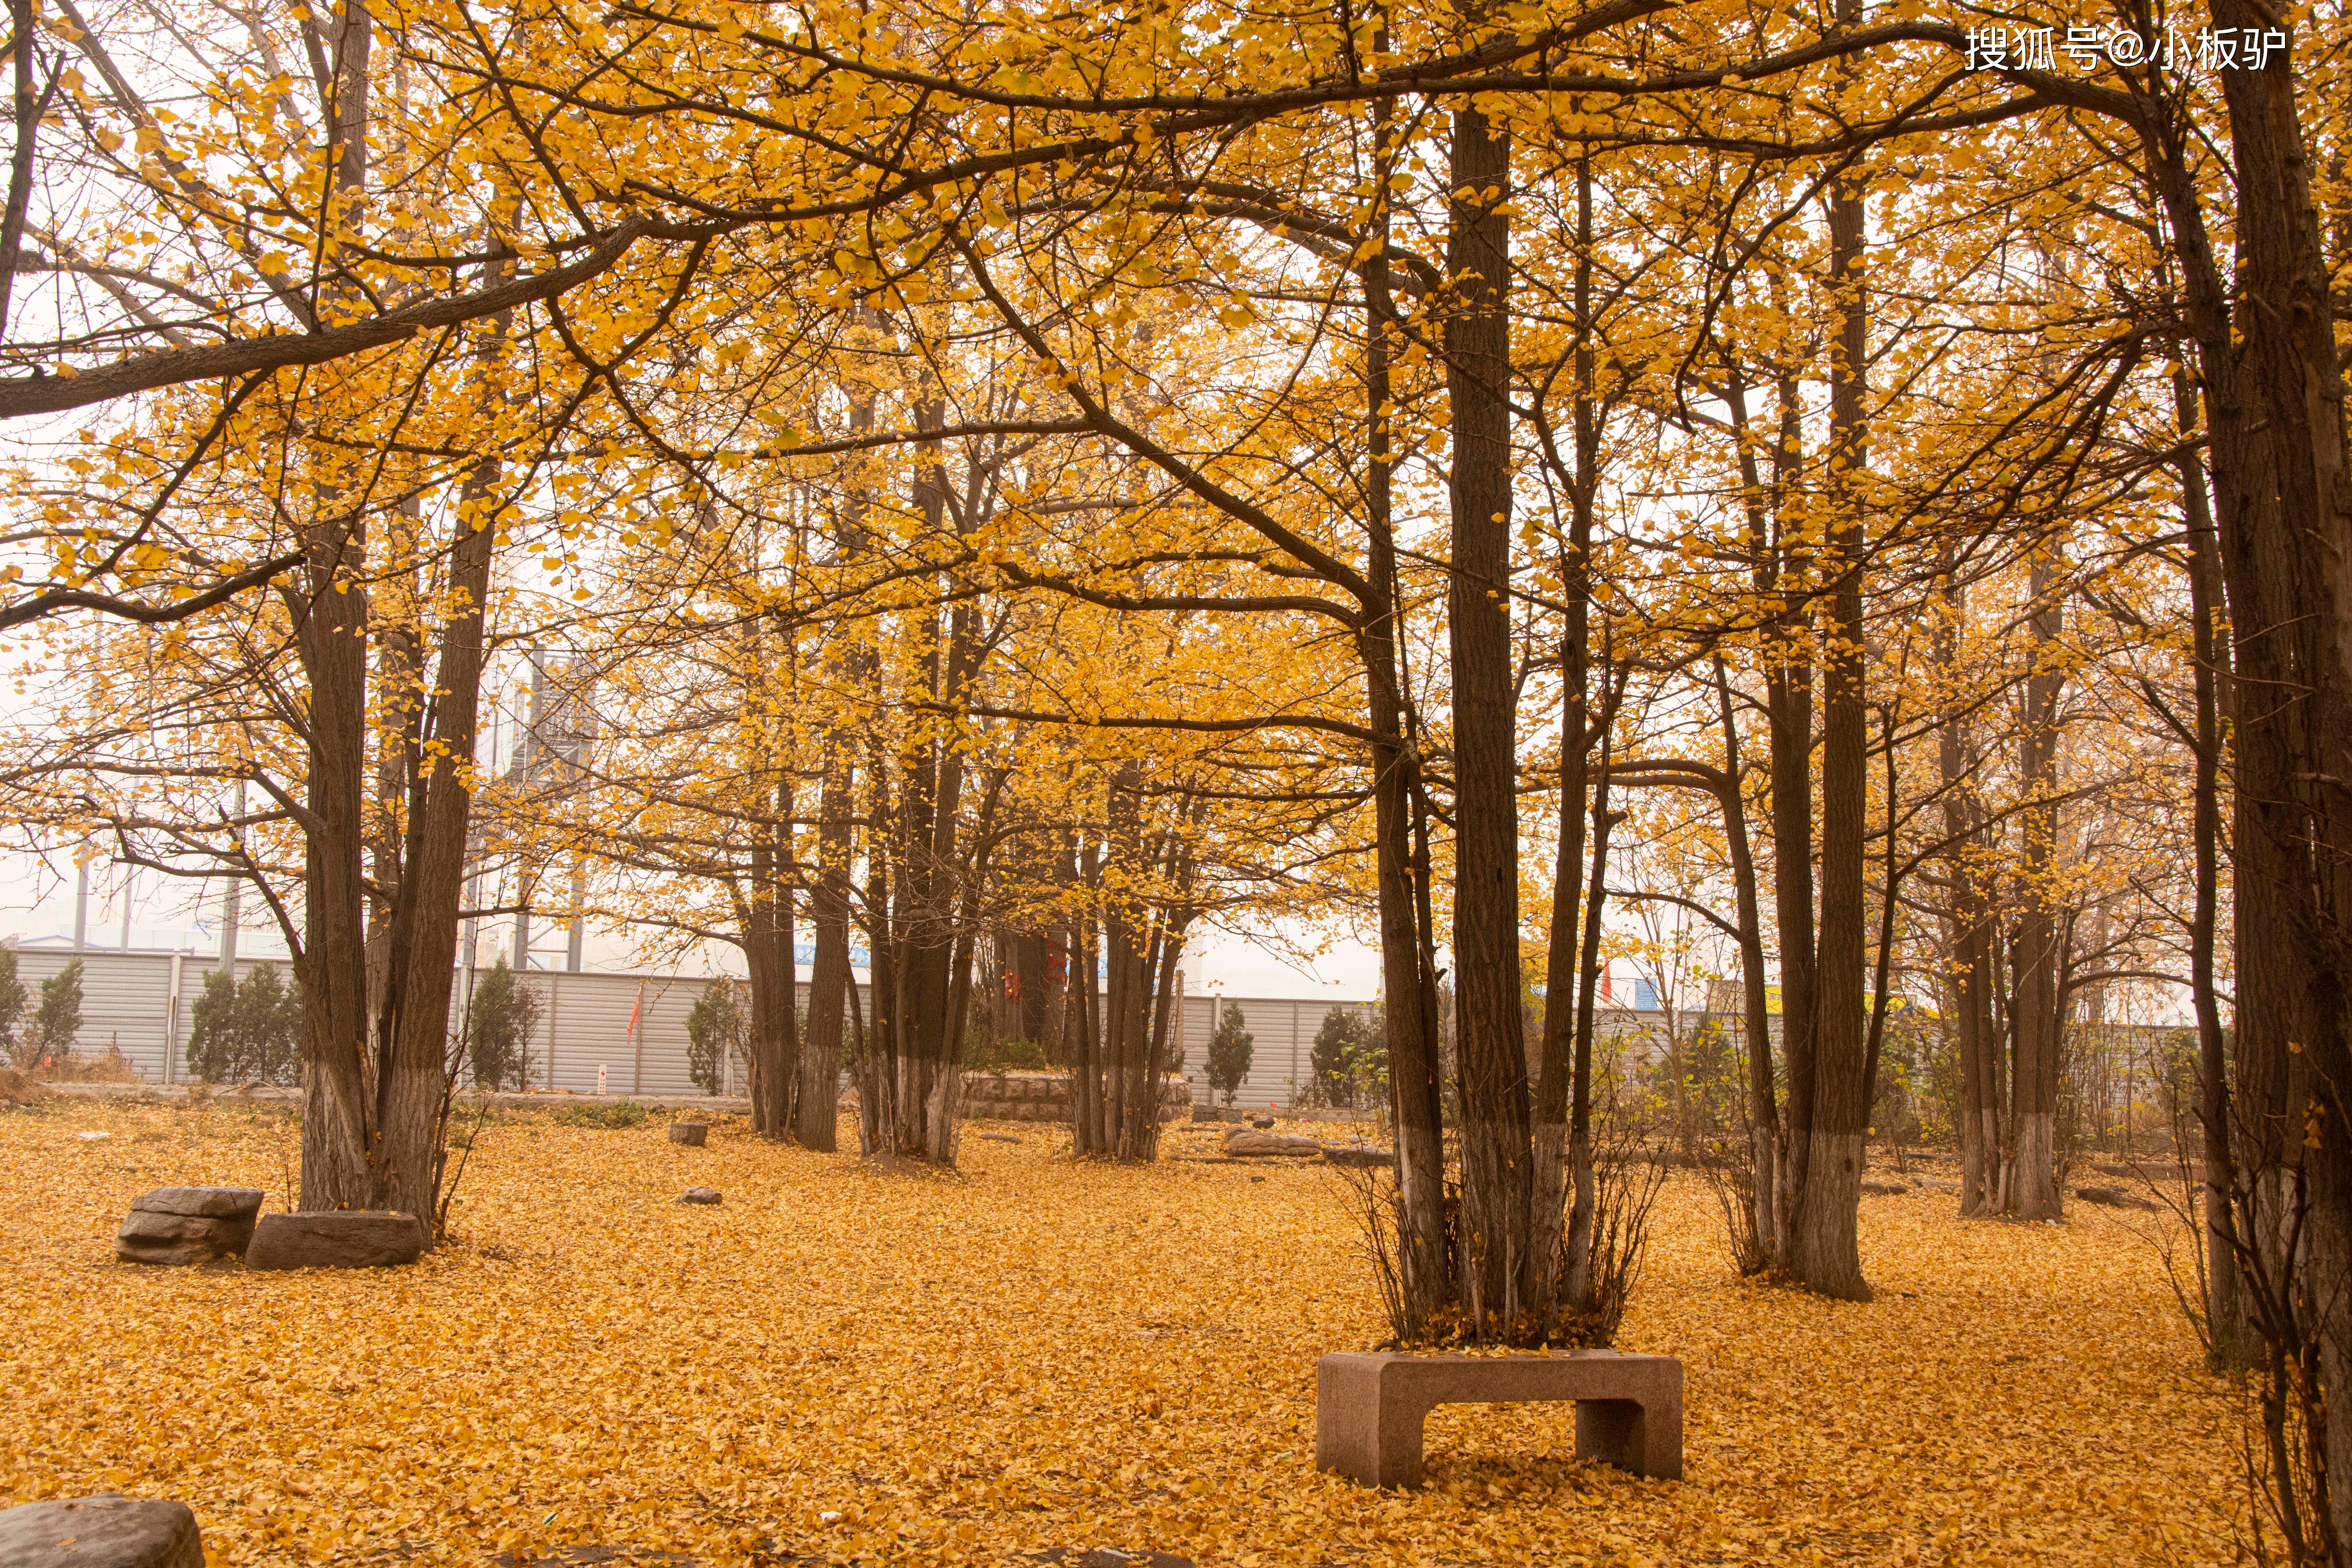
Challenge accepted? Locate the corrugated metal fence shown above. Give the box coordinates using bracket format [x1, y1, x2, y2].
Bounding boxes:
[6, 947, 1386, 1108]
[1173, 995, 1380, 1110]
[2, 948, 762, 1095]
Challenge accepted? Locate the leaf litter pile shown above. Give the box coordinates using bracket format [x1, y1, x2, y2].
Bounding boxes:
[4, 1102, 2237, 1565]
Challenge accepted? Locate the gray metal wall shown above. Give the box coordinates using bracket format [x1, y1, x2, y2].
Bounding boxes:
[0, 949, 810, 1093]
[8, 948, 1398, 1105]
[1176, 994, 1382, 1109]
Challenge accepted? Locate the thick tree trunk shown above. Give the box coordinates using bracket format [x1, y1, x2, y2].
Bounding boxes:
[1443, 100, 1536, 1338]
[744, 799, 797, 1140]
[370, 291, 512, 1225]
[2008, 554, 2065, 1219]
[2152, 15, 2352, 1523]
[1782, 82, 1872, 1300]
[292, 1, 382, 1215]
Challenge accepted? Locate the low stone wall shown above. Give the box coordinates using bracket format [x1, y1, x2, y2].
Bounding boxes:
[961, 1071, 1191, 1123]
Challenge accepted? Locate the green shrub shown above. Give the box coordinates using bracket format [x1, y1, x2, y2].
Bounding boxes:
[0, 949, 25, 1063]
[22, 960, 83, 1070]
[684, 977, 747, 1094]
[969, 1034, 1048, 1072]
[465, 958, 544, 1091]
[184, 964, 302, 1085]
[1207, 1001, 1253, 1108]
[1309, 1007, 1389, 1109]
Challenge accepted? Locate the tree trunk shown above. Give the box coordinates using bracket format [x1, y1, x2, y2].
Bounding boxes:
[744, 788, 797, 1140]
[292, 0, 380, 1215]
[371, 285, 513, 1226]
[1710, 657, 1779, 1259]
[856, 742, 895, 1156]
[1782, 72, 1872, 1300]
[1070, 835, 1108, 1154]
[797, 735, 853, 1151]
[2008, 553, 2065, 1220]
[1443, 99, 1536, 1338]
[1358, 112, 1453, 1332]
[1933, 576, 2000, 1216]
[2176, 364, 2245, 1364]
[1534, 149, 1599, 1331]
[2145, 19, 2352, 1524]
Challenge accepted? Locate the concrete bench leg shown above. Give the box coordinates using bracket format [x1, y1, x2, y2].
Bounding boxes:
[1316, 1358, 1430, 1488]
[1575, 1394, 1682, 1480]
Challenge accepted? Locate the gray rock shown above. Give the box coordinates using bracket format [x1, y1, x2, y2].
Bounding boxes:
[1858, 1180, 1911, 1196]
[116, 1189, 264, 1265]
[1251, 1115, 1277, 1129]
[1189, 1105, 1221, 1123]
[1323, 1145, 1397, 1169]
[677, 1187, 722, 1205]
[0, 1494, 201, 1567]
[2076, 1183, 2158, 1212]
[668, 1123, 708, 1146]
[129, 1187, 264, 1219]
[978, 1132, 1020, 1144]
[1222, 1129, 1323, 1158]
[244, 1211, 424, 1270]
[116, 1209, 255, 1267]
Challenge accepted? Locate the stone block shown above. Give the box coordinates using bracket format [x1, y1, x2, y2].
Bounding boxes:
[117, 1187, 263, 1265]
[1323, 1146, 1397, 1170]
[0, 1494, 202, 1568]
[244, 1211, 424, 1270]
[668, 1123, 708, 1146]
[677, 1187, 722, 1205]
[116, 1210, 252, 1266]
[1222, 1129, 1322, 1158]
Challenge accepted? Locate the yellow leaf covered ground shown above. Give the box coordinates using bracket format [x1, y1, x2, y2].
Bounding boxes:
[2, 1102, 2239, 1565]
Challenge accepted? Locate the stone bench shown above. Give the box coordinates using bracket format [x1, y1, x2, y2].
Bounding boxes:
[1316, 1349, 1682, 1488]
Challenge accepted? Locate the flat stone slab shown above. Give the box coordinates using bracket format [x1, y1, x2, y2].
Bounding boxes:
[677, 1187, 722, 1205]
[668, 1123, 708, 1146]
[1317, 1349, 1683, 1488]
[130, 1186, 264, 1219]
[1222, 1129, 1323, 1158]
[0, 1494, 202, 1567]
[244, 1211, 423, 1270]
[1323, 1146, 1396, 1169]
